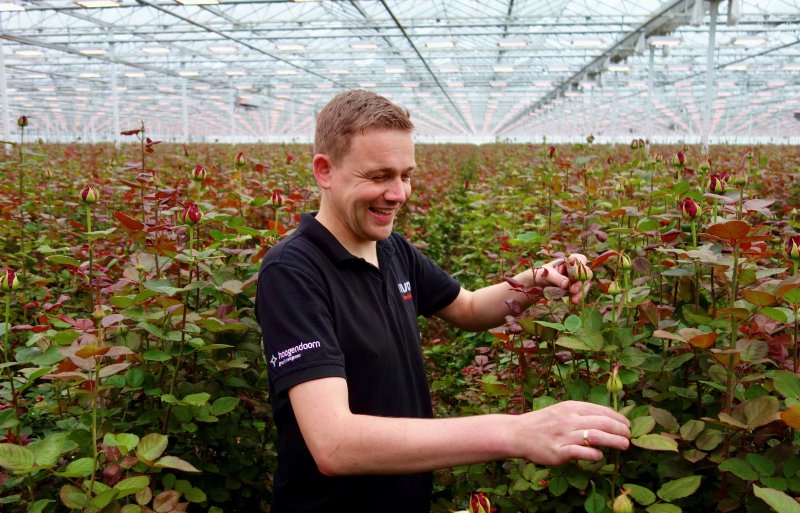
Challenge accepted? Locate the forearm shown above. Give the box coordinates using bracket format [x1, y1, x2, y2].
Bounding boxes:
[445, 267, 538, 332]
[318, 413, 517, 476]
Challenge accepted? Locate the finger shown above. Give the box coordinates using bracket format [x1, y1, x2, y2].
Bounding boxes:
[541, 263, 569, 289]
[570, 281, 591, 304]
[568, 254, 588, 266]
[579, 428, 631, 451]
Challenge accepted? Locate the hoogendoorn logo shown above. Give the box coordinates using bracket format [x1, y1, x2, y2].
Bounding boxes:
[270, 340, 322, 368]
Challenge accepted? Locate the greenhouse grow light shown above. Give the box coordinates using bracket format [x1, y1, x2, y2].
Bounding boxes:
[608, 65, 630, 72]
[277, 45, 305, 51]
[647, 36, 682, 47]
[15, 50, 44, 57]
[426, 41, 454, 49]
[733, 36, 768, 46]
[175, 0, 219, 4]
[0, 2, 24, 10]
[498, 41, 527, 48]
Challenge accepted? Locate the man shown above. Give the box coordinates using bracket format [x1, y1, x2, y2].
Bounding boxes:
[255, 90, 630, 513]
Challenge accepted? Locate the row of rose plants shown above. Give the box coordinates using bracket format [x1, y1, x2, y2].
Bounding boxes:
[1, 115, 800, 513]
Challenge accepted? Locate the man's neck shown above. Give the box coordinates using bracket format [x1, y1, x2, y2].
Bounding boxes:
[314, 210, 379, 266]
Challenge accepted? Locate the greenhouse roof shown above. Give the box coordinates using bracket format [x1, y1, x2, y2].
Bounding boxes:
[0, 0, 798, 144]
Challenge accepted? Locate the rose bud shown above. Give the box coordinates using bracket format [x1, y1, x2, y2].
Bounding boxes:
[271, 190, 283, 209]
[586, 134, 595, 144]
[80, 185, 99, 204]
[607, 280, 622, 295]
[698, 157, 711, 173]
[17, 115, 28, 128]
[630, 139, 639, 150]
[548, 145, 556, 158]
[567, 261, 593, 282]
[672, 151, 685, 168]
[708, 173, 726, 193]
[286, 154, 294, 164]
[1, 269, 20, 291]
[607, 363, 623, 394]
[234, 152, 246, 167]
[612, 492, 634, 513]
[191, 164, 206, 181]
[679, 198, 699, 220]
[181, 202, 204, 225]
[468, 492, 491, 513]
[787, 235, 800, 261]
[612, 254, 632, 270]
[464, 180, 470, 189]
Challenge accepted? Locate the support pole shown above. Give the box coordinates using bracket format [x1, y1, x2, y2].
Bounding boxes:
[701, 0, 719, 151]
[647, 45, 655, 145]
[181, 79, 188, 143]
[111, 59, 120, 149]
[229, 88, 236, 142]
[0, 28, 11, 154]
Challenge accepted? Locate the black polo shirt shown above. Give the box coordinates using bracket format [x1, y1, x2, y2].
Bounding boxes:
[256, 213, 461, 513]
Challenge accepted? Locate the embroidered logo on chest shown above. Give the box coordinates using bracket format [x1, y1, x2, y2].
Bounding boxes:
[397, 281, 413, 301]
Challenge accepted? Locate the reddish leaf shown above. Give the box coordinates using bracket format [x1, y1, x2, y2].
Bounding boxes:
[114, 211, 145, 233]
[780, 405, 800, 429]
[742, 289, 777, 307]
[590, 250, 619, 269]
[707, 220, 750, 241]
[687, 332, 717, 350]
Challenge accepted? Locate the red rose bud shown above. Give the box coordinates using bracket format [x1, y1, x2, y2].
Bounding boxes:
[235, 152, 246, 167]
[191, 164, 206, 181]
[17, 115, 28, 128]
[80, 185, 99, 204]
[672, 151, 685, 167]
[787, 235, 800, 261]
[679, 198, 699, 219]
[586, 134, 595, 144]
[468, 492, 491, 513]
[271, 190, 283, 208]
[708, 173, 726, 193]
[286, 154, 294, 164]
[464, 180, 470, 189]
[181, 202, 204, 225]
[1, 269, 20, 291]
[548, 145, 556, 158]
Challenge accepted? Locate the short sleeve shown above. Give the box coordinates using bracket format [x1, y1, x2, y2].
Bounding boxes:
[391, 236, 461, 317]
[256, 261, 346, 394]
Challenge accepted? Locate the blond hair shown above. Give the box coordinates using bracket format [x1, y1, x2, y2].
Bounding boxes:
[314, 89, 413, 164]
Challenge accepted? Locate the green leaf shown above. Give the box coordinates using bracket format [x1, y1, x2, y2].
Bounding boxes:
[125, 367, 145, 388]
[743, 396, 780, 429]
[657, 475, 702, 501]
[753, 485, 800, 513]
[182, 392, 211, 407]
[91, 489, 119, 510]
[32, 432, 67, 468]
[624, 483, 656, 506]
[184, 487, 207, 503]
[563, 315, 582, 333]
[142, 349, 171, 362]
[114, 476, 150, 498]
[142, 279, 183, 295]
[719, 458, 759, 481]
[679, 420, 705, 441]
[59, 457, 94, 477]
[773, 371, 800, 401]
[664, 353, 695, 372]
[584, 488, 606, 513]
[762, 477, 789, 491]
[154, 455, 201, 472]
[533, 319, 564, 331]
[59, 484, 87, 509]
[555, 335, 593, 351]
[647, 504, 682, 513]
[121, 505, 143, 513]
[632, 434, 678, 452]
[762, 307, 789, 323]
[631, 416, 656, 438]
[104, 433, 140, 454]
[0, 444, 35, 471]
[649, 406, 680, 433]
[52, 329, 80, 346]
[747, 454, 777, 477]
[28, 499, 54, 513]
[209, 397, 239, 416]
[136, 433, 169, 462]
[47, 255, 82, 267]
[548, 475, 568, 497]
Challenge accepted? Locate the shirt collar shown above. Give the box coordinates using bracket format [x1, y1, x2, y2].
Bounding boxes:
[298, 212, 395, 265]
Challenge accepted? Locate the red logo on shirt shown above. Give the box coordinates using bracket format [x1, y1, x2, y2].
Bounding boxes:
[398, 281, 413, 301]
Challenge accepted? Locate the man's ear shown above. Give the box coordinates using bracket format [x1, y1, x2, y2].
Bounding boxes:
[313, 154, 334, 189]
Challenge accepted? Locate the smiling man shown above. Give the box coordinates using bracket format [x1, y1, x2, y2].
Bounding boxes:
[255, 90, 630, 513]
